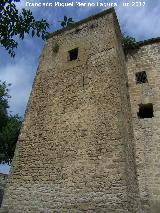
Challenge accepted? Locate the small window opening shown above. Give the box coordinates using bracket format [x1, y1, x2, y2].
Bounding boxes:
[68, 48, 78, 61]
[136, 71, 148, 84]
[137, 103, 154, 119]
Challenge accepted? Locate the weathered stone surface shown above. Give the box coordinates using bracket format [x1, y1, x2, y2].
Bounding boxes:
[2, 8, 160, 213]
[126, 41, 160, 213]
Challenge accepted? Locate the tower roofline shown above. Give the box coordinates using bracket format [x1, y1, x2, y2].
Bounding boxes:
[138, 37, 160, 47]
[126, 37, 160, 54]
[47, 7, 116, 39]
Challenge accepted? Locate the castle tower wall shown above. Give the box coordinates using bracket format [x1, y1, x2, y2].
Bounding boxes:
[126, 39, 160, 213]
[2, 9, 140, 212]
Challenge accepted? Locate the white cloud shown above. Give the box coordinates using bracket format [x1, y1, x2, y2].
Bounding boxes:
[116, 2, 160, 40]
[0, 56, 37, 116]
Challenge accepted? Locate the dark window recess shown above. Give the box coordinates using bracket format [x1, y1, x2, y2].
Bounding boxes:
[137, 103, 154, 119]
[68, 48, 78, 61]
[136, 71, 148, 84]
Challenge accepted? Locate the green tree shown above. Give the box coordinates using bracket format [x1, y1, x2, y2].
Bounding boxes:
[0, 0, 49, 57]
[0, 81, 22, 164]
[122, 35, 138, 52]
[0, 81, 10, 131]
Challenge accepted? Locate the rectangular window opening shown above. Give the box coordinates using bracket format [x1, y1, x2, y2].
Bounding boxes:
[137, 103, 154, 119]
[136, 71, 148, 84]
[68, 48, 78, 61]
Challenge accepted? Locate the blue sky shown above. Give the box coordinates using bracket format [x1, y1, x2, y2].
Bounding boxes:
[0, 0, 160, 174]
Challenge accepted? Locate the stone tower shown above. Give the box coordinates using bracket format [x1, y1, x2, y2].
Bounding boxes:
[1, 8, 141, 212]
[126, 38, 160, 213]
